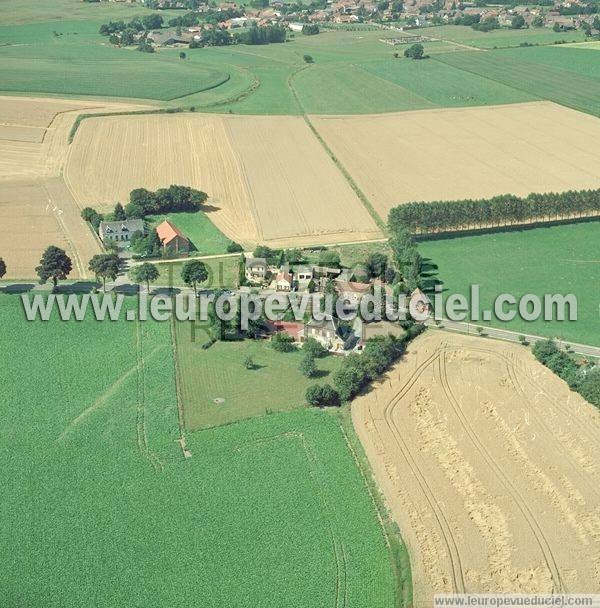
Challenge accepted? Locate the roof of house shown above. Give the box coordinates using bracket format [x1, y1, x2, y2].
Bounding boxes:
[99, 219, 144, 236]
[295, 265, 313, 276]
[156, 220, 186, 246]
[266, 320, 304, 338]
[276, 271, 293, 284]
[246, 257, 267, 268]
[335, 280, 372, 295]
[305, 316, 338, 334]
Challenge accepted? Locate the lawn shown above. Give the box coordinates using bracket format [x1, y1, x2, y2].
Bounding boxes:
[154, 255, 241, 290]
[420, 222, 600, 346]
[174, 323, 345, 430]
[435, 45, 600, 118]
[0, 293, 399, 607]
[147, 211, 234, 256]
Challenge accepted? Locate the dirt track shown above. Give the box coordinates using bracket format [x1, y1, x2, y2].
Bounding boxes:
[313, 102, 600, 221]
[353, 331, 600, 605]
[65, 113, 382, 247]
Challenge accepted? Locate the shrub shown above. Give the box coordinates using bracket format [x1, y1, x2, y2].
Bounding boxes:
[305, 384, 340, 407]
[299, 354, 317, 377]
[303, 337, 327, 359]
[271, 332, 296, 352]
[227, 241, 244, 253]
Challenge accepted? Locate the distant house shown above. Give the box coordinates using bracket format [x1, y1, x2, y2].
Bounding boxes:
[156, 220, 190, 255]
[148, 29, 189, 46]
[99, 219, 145, 244]
[352, 318, 405, 347]
[275, 270, 293, 291]
[303, 317, 345, 351]
[245, 257, 268, 282]
[288, 22, 304, 31]
[295, 265, 314, 281]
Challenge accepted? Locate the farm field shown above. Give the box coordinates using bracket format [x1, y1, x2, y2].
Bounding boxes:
[425, 24, 587, 49]
[435, 45, 600, 119]
[353, 331, 600, 605]
[174, 321, 344, 430]
[420, 222, 600, 347]
[0, 293, 397, 608]
[147, 211, 234, 256]
[0, 95, 151, 279]
[312, 101, 600, 222]
[66, 113, 382, 247]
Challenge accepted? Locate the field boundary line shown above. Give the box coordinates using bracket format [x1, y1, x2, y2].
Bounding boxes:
[169, 315, 188, 445]
[286, 65, 386, 233]
[340, 411, 413, 608]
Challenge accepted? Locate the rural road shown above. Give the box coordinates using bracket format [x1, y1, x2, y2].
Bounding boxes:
[425, 317, 600, 358]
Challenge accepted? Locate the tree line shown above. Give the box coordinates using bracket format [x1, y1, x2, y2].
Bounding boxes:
[388, 188, 600, 234]
[532, 339, 600, 408]
[81, 185, 207, 234]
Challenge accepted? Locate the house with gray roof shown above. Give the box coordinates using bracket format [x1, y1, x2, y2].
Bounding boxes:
[99, 219, 145, 245]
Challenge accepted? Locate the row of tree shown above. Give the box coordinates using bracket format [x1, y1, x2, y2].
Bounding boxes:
[388, 188, 600, 234]
[389, 226, 422, 292]
[532, 339, 600, 408]
[81, 186, 207, 234]
[99, 14, 164, 37]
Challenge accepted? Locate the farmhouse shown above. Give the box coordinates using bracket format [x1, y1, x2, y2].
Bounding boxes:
[335, 279, 371, 308]
[275, 269, 293, 291]
[303, 317, 345, 351]
[245, 257, 268, 282]
[156, 220, 190, 255]
[99, 219, 145, 244]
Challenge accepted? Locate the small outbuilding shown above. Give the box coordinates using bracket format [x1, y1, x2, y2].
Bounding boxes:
[156, 220, 190, 256]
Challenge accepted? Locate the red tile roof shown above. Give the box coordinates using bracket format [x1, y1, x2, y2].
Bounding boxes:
[156, 220, 185, 246]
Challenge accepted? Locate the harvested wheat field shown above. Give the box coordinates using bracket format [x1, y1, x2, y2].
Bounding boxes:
[0, 178, 100, 279]
[313, 102, 600, 221]
[0, 96, 148, 278]
[65, 113, 382, 247]
[353, 331, 600, 606]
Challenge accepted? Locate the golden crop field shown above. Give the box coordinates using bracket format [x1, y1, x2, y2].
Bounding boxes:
[65, 113, 382, 247]
[353, 331, 600, 604]
[0, 96, 145, 279]
[312, 102, 600, 221]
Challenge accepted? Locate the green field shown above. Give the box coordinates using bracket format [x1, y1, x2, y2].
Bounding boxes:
[147, 211, 234, 256]
[154, 255, 241, 290]
[174, 321, 344, 430]
[425, 24, 587, 49]
[420, 222, 600, 346]
[0, 15, 564, 113]
[0, 293, 399, 607]
[435, 45, 600, 118]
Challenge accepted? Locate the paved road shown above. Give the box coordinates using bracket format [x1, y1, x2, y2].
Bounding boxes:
[425, 317, 600, 359]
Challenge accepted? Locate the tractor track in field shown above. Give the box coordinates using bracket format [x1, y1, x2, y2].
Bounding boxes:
[436, 345, 565, 592]
[379, 348, 467, 593]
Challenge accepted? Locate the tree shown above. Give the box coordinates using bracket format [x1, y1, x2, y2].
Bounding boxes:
[88, 253, 121, 292]
[271, 332, 296, 352]
[113, 202, 126, 221]
[36, 246, 72, 290]
[404, 43, 424, 59]
[299, 354, 317, 377]
[244, 356, 255, 370]
[181, 259, 208, 296]
[553, 22, 561, 32]
[511, 14, 525, 29]
[366, 252, 388, 279]
[227, 241, 244, 253]
[303, 337, 327, 358]
[303, 54, 314, 63]
[532, 15, 544, 27]
[593, 15, 600, 31]
[305, 384, 340, 407]
[141, 14, 163, 30]
[130, 262, 159, 292]
[179, 51, 187, 59]
[318, 250, 341, 268]
[0, 257, 6, 280]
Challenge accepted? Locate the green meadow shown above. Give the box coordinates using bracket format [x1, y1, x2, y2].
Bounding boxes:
[420, 222, 600, 347]
[435, 45, 600, 118]
[173, 322, 345, 430]
[0, 293, 399, 608]
[147, 211, 234, 256]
